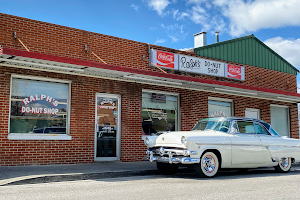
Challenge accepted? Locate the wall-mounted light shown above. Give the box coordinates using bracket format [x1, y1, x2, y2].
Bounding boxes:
[123, 75, 182, 86]
[277, 96, 300, 102]
[215, 87, 257, 95]
[0, 58, 85, 72]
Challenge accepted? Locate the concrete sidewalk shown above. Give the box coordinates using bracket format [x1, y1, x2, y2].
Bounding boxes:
[1, 162, 299, 186]
[0, 161, 158, 186]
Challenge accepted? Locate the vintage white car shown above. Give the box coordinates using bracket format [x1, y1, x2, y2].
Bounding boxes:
[145, 117, 300, 178]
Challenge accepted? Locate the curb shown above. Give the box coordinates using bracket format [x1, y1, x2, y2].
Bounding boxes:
[0, 170, 158, 186]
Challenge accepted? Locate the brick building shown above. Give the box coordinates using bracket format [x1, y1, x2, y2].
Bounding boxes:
[0, 13, 299, 166]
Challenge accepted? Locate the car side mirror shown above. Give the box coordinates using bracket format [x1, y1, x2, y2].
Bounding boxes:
[228, 127, 238, 134]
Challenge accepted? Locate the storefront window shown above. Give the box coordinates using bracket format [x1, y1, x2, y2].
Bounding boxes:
[208, 99, 233, 117]
[10, 77, 69, 134]
[142, 92, 178, 135]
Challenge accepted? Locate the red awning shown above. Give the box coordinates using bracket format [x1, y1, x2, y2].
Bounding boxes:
[1, 47, 300, 103]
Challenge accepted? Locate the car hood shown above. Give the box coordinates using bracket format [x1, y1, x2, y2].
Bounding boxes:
[147, 130, 229, 147]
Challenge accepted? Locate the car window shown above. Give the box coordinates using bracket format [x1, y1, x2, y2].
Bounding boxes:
[270, 127, 280, 136]
[254, 123, 270, 135]
[236, 121, 255, 134]
[192, 120, 230, 132]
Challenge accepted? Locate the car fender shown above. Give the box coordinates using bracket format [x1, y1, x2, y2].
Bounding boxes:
[198, 145, 231, 168]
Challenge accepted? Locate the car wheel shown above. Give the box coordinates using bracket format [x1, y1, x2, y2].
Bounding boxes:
[194, 151, 219, 178]
[274, 157, 291, 173]
[156, 162, 178, 175]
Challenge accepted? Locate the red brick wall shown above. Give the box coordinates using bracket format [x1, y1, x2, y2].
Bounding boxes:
[0, 13, 299, 166]
[0, 66, 298, 166]
[0, 66, 146, 165]
[0, 13, 297, 93]
[143, 85, 298, 139]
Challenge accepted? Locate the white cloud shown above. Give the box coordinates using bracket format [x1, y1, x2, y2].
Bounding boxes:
[130, 4, 139, 11]
[180, 25, 184, 34]
[264, 37, 300, 69]
[146, 0, 171, 16]
[186, 0, 206, 5]
[190, 5, 206, 24]
[172, 9, 179, 19]
[213, 0, 300, 36]
[168, 35, 178, 42]
[177, 12, 189, 20]
[160, 23, 187, 42]
[155, 38, 167, 44]
[179, 47, 194, 51]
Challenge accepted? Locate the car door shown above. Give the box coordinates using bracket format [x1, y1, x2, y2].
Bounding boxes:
[231, 121, 264, 167]
[257, 122, 300, 164]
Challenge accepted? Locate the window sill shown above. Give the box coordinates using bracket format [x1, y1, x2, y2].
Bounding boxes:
[8, 133, 72, 140]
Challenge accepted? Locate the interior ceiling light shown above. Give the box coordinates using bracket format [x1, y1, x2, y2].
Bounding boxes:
[215, 87, 257, 95]
[0, 58, 85, 72]
[123, 75, 182, 86]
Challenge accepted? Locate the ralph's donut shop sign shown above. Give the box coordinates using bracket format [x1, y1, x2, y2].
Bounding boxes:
[150, 49, 245, 81]
[21, 94, 59, 115]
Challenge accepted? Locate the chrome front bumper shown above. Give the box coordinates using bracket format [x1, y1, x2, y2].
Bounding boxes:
[146, 148, 200, 164]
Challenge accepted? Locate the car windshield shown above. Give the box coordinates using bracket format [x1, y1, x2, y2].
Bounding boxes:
[192, 119, 231, 133]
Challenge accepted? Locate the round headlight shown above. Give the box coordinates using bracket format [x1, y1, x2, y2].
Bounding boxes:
[144, 137, 150, 146]
[181, 136, 187, 144]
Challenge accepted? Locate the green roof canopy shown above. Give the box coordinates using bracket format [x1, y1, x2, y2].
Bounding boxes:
[194, 34, 298, 75]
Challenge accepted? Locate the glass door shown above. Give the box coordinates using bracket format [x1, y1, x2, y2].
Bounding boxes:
[95, 93, 121, 161]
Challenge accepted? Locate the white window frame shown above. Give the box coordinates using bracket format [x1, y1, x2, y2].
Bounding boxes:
[245, 108, 260, 119]
[142, 89, 180, 132]
[208, 96, 234, 117]
[8, 74, 72, 140]
[270, 104, 290, 137]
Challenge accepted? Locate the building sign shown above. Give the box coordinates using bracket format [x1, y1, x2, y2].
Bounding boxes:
[151, 93, 166, 103]
[179, 55, 225, 77]
[225, 64, 245, 81]
[98, 98, 116, 109]
[152, 110, 168, 121]
[150, 49, 245, 81]
[21, 94, 59, 115]
[209, 110, 228, 117]
[150, 49, 178, 70]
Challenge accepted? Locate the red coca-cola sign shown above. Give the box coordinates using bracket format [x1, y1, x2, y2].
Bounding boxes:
[156, 51, 175, 69]
[227, 64, 242, 79]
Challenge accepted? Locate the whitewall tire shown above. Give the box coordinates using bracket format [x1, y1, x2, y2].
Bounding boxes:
[274, 157, 292, 173]
[194, 151, 219, 178]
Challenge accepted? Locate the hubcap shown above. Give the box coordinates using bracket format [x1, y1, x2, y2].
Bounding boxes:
[202, 155, 215, 173]
[280, 158, 289, 168]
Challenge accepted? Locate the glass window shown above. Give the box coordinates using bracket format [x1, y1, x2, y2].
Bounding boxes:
[271, 106, 289, 136]
[236, 121, 255, 134]
[142, 92, 178, 135]
[208, 100, 232, 117]
[254, 123, 270, 135]
[10, 78, 69, 134]
[192, 119, 230, 133]
[270, 127, 280, 136]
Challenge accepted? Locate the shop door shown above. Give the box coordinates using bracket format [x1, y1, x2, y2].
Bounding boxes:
[95, 93, 121, 161]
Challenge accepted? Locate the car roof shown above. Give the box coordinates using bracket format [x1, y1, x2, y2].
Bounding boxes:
[202, 117, 267, 124]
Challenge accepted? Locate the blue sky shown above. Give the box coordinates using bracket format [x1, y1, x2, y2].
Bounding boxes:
[1, 0, 300, 85]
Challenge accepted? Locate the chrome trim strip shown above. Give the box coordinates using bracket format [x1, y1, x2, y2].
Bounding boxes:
[149, 155, 200, 164]
[195, 143, 300, 148]
[147, 148, 197, 156]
